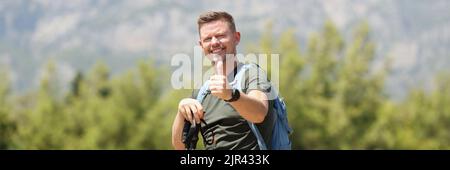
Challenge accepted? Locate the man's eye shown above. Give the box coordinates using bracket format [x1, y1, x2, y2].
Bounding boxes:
[216, 35, 224, 39]
[204, 38, 211, 42]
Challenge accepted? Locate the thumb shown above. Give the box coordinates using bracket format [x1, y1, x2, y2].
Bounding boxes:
[214, 57, 224, 76]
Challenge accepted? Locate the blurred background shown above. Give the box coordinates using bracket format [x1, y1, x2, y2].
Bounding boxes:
[1, 0, 449, 149]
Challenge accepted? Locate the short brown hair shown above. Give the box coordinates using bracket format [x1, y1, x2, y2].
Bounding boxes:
[197, 11, 236, 34]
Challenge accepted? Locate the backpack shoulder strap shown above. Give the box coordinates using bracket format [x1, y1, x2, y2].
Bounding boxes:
[232, 63, 252, 90]
[196, 80, 210, 103]
[247, 122, 268, 150]
[233, 63, 269, 150]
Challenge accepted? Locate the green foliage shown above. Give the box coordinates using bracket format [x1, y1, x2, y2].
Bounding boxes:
[252, 20, 450, 149]
[364, 73, 450, 149]
[0, 21, 449, 149]
[7, 59, 187, 149]
[0, 67, 15, 149]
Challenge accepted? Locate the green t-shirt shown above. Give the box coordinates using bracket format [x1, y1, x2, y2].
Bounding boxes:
[191, 63, 276, 150]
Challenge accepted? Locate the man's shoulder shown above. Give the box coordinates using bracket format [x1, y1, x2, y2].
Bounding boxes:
[191, 89, 200, 99]
[242, 63, 268, 76]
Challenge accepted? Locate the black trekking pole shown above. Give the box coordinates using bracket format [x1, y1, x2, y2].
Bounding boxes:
[182, 111, 200, 150]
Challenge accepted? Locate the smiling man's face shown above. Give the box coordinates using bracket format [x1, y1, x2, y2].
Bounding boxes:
[199, 19, 240, 62]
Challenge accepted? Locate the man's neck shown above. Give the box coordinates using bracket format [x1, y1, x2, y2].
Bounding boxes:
[221, 56, 238, 77]
[210, 54, 238, 77]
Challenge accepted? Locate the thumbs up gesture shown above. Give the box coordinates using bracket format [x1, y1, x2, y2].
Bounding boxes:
[209, 55, 232, 101]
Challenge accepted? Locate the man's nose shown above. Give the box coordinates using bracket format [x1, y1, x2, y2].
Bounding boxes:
[211, 36, 220, 45]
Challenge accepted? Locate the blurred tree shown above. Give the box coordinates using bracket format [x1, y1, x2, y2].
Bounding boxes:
[70, 72, 84, 98]
[0, 67, 15, 149]
[88, 61, 111, 98]
[254, 21, 389, 149]
[365, 72, 450, 149]
[13, 61, 67, 149]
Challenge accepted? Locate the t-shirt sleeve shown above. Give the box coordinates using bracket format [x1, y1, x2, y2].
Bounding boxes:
[243, 64, 278, 100]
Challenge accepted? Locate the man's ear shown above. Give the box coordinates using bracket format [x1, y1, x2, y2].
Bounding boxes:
[234, 32, 241, 45]
[198, 40, 203, 47]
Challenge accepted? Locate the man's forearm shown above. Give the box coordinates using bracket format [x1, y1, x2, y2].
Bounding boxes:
[229, 90, 268, 123]
[171, 112, 186, 150]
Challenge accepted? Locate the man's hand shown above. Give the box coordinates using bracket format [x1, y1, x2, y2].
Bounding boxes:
[178, 98, 204, 124]
[209, 58, 232, 101]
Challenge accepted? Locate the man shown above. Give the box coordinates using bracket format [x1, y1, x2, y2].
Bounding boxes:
[171, 11, 275, 150]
